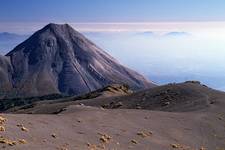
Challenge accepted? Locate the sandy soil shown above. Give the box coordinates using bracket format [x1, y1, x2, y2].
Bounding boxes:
[0, 105, 224, 150]
[1, 82, 225, 150]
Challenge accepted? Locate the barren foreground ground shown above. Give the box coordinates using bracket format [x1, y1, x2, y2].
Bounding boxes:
[0, 105, 224, 150]
[0, 83, 225, 150]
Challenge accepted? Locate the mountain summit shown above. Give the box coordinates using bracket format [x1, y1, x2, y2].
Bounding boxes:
[1, 23, 155, 97]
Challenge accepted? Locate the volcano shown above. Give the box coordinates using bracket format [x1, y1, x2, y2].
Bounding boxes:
[1, 23, 155, 97]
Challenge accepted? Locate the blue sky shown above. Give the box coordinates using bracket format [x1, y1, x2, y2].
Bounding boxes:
[1, 0, 225, 22]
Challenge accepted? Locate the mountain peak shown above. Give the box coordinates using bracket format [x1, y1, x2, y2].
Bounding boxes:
[43, 23, 71, 31]
[3, 23, 155, 97]
[38, 23, 76, 36]
[6, 23, 83, 56]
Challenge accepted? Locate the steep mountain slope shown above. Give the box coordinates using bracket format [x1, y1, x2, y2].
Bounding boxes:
[3, 23, 155, 97]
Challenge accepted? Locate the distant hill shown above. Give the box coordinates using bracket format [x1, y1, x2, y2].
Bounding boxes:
[5, 81, 225, 114]
[136, 31, 155, 36]
[1, 84, 132, 112]
[163, 32, 191, 38]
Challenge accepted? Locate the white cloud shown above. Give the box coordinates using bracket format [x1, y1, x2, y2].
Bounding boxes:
[1, 22, 225, 36]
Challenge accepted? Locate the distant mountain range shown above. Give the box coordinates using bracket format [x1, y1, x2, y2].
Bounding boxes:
[134, 31, 191, 38]
[0, 23, 155, 98]
[163, 32, 191, 38]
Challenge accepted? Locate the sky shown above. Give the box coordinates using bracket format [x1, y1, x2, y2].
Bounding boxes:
[1, 0, 225, 34]
[1, 0, 225, 23]
[1, 0, 225, 90]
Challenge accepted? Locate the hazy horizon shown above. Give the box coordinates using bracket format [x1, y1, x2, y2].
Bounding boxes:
[1, 22, 225, 91]
[1, 0, 225, 91]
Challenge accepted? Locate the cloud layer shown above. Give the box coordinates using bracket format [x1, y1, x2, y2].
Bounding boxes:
[1, 22, 225, 37]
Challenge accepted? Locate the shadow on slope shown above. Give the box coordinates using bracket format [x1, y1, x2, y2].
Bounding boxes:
[5, 81, 225, 114]
[1, 84, 132, 113]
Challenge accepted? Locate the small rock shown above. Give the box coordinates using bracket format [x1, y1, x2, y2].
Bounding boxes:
[86, 142, 98, 150]
[8, 141, 17, 146]
[21, 126, 29, 132]
[112, 101, 123, 108]
[210, 101, 215, 104]
[99, 133, 112, 143]
[99, 136, 107, 143]
[51, 133, 57, 138]
[0, 137, 17, 146]
[136, 106, 142, 109]
[218, 117, 223, 120]
[77, 131, 85, 134]
[144, 116, 150, 120]
[18, 139, 27, 144]
[0, 126, 5, 131]
[137, 131, 152, 138]
[86, 142, 91, 147]
[0, 116, 6, 125]
[131, 139, 138, 144]
[101, 104, 110, 108]
[79, 103, 84, 106]
[162, 101, 170, 106]
[171, 144, 180, 148]
[200, 146, 206, 150]
[16, 124, 23, 127]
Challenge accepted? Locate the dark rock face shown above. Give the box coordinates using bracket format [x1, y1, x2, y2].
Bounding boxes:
[3, 23, 155, 97]
[0, 55, 13, 97]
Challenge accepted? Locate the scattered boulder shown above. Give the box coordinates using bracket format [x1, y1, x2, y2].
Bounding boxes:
[137, 131, 152, 138]
[16, 124, 23, 127]
[21, 126, 29, 132]
[171, 144, 180, 148]
[51, 133, 57, 138]
[18, 139, 27, 144]
[98, 133, 112, 144]
[162, 101, 170, 106]
[0, 126, 5, 131]
[0, 137, 17, 146]
[0, 116, 6, 124]
[131, 139, 138, 144]
[86, 142, 105, 150]
[200, 147, 206, 150]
